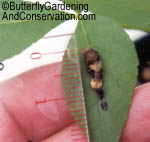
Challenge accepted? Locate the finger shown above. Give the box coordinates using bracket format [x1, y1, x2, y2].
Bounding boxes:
[0, 101, 26, 142]
[120, 83, 150, 142]
[40, 123, 88, 142]
[0, 62, 73, 141]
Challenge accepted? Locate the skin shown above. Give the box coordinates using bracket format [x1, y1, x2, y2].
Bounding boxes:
[0, 62, 150, 142]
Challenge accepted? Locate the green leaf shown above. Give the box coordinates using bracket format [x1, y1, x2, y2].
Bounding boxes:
[87, 0, 150, 31]
[60, 0, 86, 5]
[61, 37, 89, 137]
[59, 0, 86, 13]
[0, 0, 65, 61]
[60, 0, 150, 31]
[62, 16, 138, 142]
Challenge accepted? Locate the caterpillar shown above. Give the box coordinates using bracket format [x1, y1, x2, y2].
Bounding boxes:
[82, 47, 108, 111]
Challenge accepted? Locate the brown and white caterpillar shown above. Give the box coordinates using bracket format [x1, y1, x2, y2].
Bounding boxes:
[82, 48, 108, 111]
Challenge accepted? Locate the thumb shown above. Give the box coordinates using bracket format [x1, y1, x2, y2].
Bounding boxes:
[40, 123, 87, 142]
[120, 83, 150, 142]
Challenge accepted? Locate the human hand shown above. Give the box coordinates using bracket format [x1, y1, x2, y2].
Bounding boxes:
[0, 62, 150, 142]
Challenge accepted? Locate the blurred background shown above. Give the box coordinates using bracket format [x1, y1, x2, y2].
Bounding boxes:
[126, 30, 150, 84]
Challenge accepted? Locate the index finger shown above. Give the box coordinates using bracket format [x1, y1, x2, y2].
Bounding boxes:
[0, 62, 73, 141]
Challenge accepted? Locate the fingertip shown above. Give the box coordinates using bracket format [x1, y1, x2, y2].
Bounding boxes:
[121, 83, 150, 142]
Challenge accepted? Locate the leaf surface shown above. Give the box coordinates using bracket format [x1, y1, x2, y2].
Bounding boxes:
[0, 0, 65, 61]
[87, 0, 150, 31]
[62, 16, 139, 142]
[59, 0, 86, 13]
[60, 0, 150, 31]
